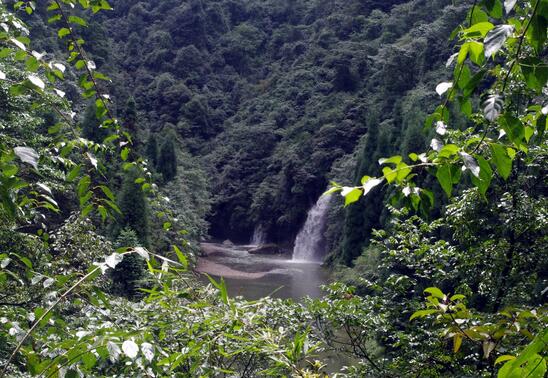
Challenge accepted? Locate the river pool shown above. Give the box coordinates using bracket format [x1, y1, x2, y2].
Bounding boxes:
[197, 243, 330, 300]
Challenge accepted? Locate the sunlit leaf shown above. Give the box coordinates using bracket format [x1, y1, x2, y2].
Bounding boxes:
[14, 147, 39, 169]
[122, 340, 139, 359]
[484, 24, 513, 58]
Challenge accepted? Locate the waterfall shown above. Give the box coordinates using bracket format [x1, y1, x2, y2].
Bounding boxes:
[251, 225, 266, 245]
[292, 194, 332, 261]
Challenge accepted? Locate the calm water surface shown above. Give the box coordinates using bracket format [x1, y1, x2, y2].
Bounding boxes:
[198, 244, 330, 300]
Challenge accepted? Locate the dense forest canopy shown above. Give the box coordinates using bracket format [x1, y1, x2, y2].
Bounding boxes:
[0, 0, 547, 377]
[38, 0, 469, 246]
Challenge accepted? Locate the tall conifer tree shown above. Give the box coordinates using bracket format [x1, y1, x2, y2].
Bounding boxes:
[158, 134, 177, 182]
[146, 133, 159, 167]
[81, 102, 108, 142]
[116, 169, 150, 247]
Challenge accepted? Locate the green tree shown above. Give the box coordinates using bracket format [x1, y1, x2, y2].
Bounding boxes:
[123, 96, 137, 132]
[80, 101, 109, 142]
[145, 133, 159, 167]
[116, 169, 150, 247]
[111, 228, 147, 298]
[157, 134, 177, 182]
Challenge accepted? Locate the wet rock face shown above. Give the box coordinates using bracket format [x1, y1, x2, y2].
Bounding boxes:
[248, 244, 281, 255]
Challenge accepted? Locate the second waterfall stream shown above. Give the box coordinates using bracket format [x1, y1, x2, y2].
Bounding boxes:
[292, 194, 332, 262]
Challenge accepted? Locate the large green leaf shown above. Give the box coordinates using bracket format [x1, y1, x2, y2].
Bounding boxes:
[436, 164, 454, 197]
[490, 143, 513, 179]
[527, 14, 547, 53]
[470, 155, 493, 196]
[520, 57, 548, 92]
[500, 114, 525, 147]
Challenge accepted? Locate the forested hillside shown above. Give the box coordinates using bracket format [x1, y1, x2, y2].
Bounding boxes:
[1, 0, 547, 377]
[45, 0, 468, 251]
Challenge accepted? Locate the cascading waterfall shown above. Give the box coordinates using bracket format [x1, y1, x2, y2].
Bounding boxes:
[251, 225, 267, 245]
[292, 194, 332, 261]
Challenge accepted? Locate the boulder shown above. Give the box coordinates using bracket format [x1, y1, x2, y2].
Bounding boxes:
[248, 243, 281, 255]
[222, 239, 234, 246]
[200, 243, 231, 256]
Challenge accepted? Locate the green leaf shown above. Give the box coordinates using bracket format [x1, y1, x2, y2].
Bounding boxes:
[173, 245, 188, 269]
[484, 24, 514, 58]
[99, 185, 115, 201]
[439, 144, 459, 158]
[68, 15, 88, 27]
[463, 69, 486, 97]
[77, 175, 91, 198]
[323, 186, 341, 196]
[490, 143, 512, 180]
[424, 287, 446, 299]
[520, 57, 548, 93]
[470, 8, 489, 25]
[527, 14, 547, 54]
[396, 162, 411, 182]
[121, 148, 129, 161]
[66, 165, 81, 182]
[495, 355, 516, 365]
[378, 155, 402, 165]
[459, 97, 473, 117]
[453, 334, 463, 353]
[463, 21, 494, 37]
[484, 0, 503, 18]
[58, 28, 71, 39]
[82, 352, 97, 370]
[81, 203, 94, 217]
[468, 41, 484, 65]
[48, 14, 62, 23]
[341, 187, 362, 206]
[470, 155, 493, 197]
[436, 165, 454, 197]
[97, 205, 107, 221]
[498, 329, 548, 378]
[500, 114, 524, 147]
[409, 309, 438, 321]
[95, 99, 107, 118]
[382, 167, 397, 184]
[25, 56, 40, 72]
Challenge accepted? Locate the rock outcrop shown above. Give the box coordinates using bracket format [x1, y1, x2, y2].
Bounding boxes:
[248, 244, 281, 255]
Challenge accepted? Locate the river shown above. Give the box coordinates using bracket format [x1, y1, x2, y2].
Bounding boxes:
[197, 243, 330, 300]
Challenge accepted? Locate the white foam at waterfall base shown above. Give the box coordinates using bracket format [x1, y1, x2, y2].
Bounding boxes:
[292, 194, 332, 261]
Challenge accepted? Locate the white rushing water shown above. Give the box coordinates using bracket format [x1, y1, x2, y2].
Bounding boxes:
[292, 194, 332, 261]
[251, 225, 267, 245]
